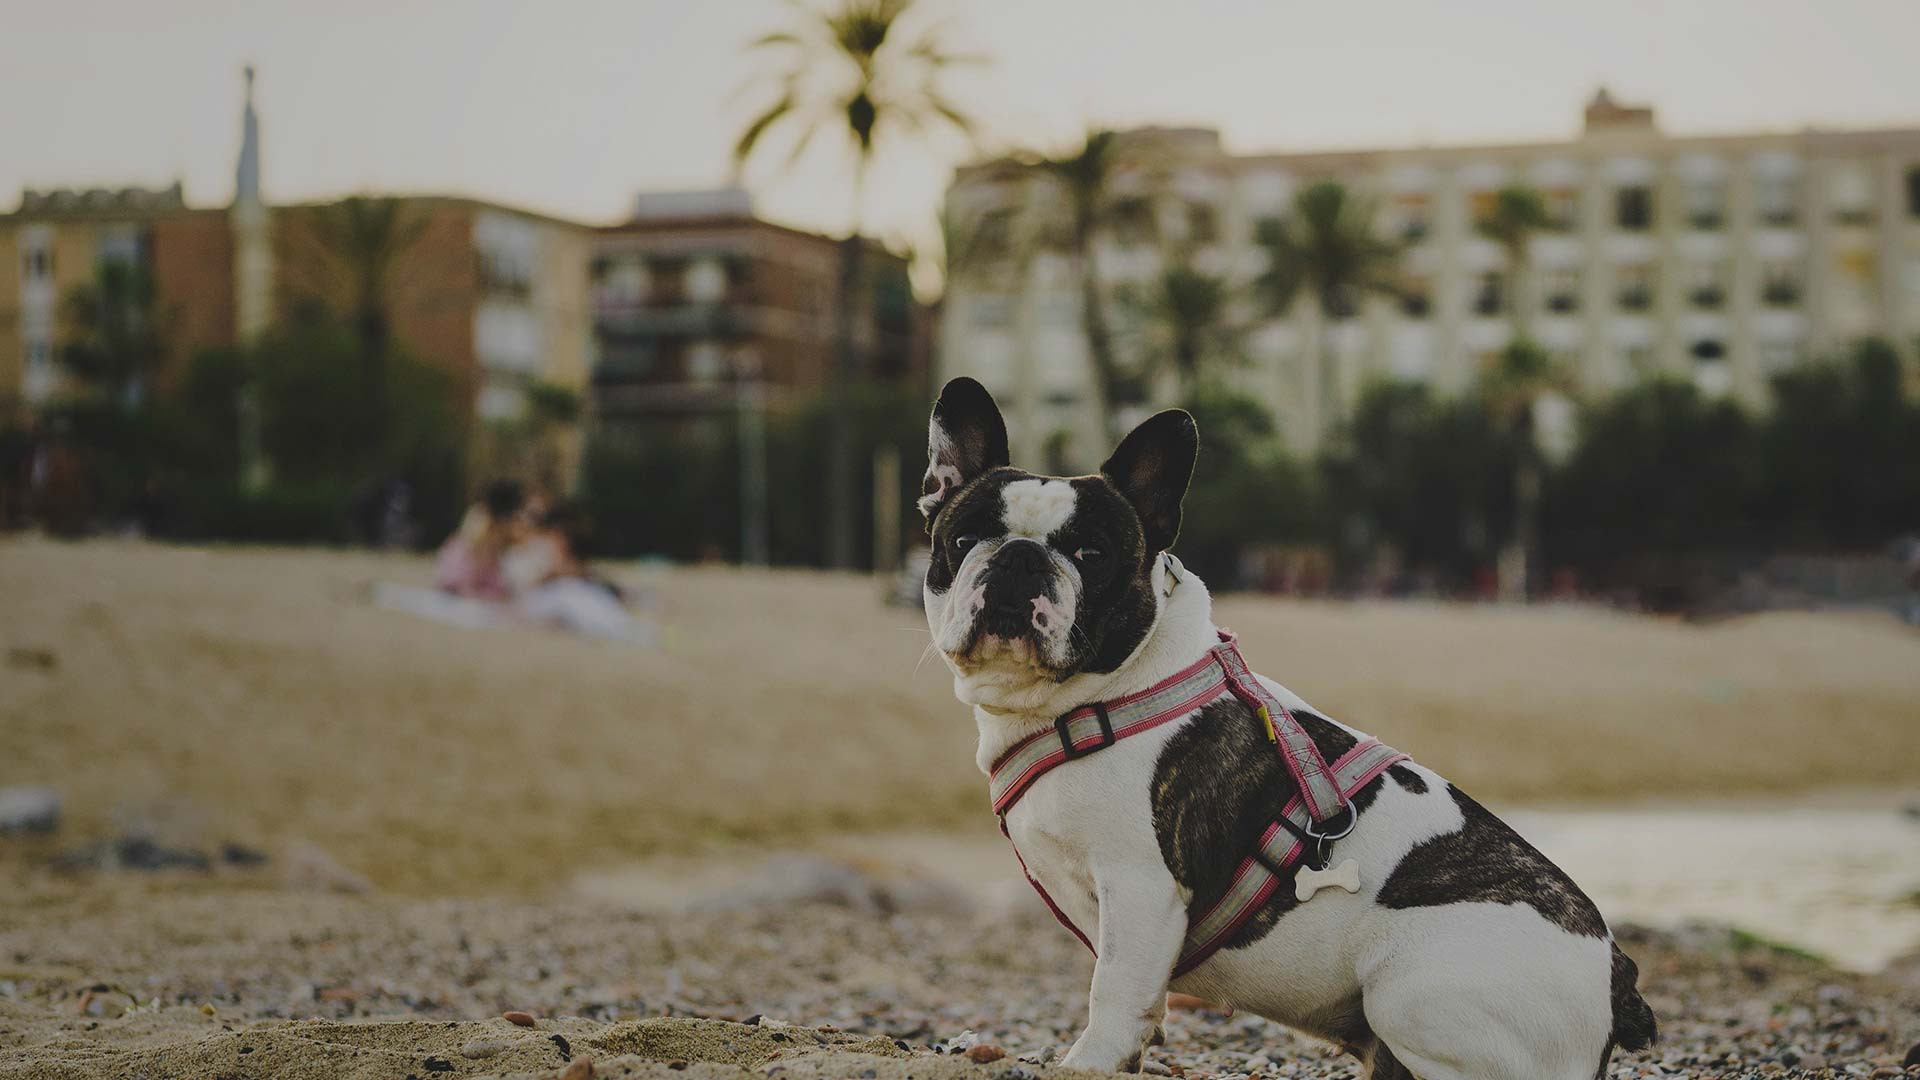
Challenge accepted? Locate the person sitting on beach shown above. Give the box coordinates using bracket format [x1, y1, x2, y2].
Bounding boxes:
[434, 480, 525, 601]
[509, 502, 651, 643]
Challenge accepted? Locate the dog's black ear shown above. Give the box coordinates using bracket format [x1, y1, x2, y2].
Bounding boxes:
[1101, 409, 1198, 555]
[920, 377, 1010, 529]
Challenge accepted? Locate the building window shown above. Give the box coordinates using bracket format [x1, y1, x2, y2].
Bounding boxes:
[1829, 164, 1875, 226]
[971, 208, 1015, 264]
[1395, 194, 1431, 243]
[1693, 346, 1732, 399]
[477, 250, 533, 298]
[1543, 268, 1580, 313]
[1399, 277, 1431, 318]
[1907, 165, 1920, 218]
[1684, 179, 1726, 230]
[1111, 197, 1155, 248]
[22, 247, 53, 280]
[1615, 186, 1653, 230]
[1687, 262, 1727, 309]
[1836, 247, 1877, 287]
[1473, 271, 1504, 316]
[1617, 264, 1655, 311]
[1755, 174, 1798, 227]
[686, 258, 728, 303]
[1759, 341, 1800, 374]
[686, 341, 727, 383]
[1544, 188, 1580, 231]
[597, 257, 650, 308]
[1761, 262, 1801, 307]
[1186, 202, 1219, 246]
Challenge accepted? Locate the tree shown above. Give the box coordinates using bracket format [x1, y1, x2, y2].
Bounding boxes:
[293, 196, 429, 443]
[1321, 381, 1510, 589]
[1035, 129, 1129, 441]
[1477, 185, 1550, 340]
[48, 260, 172, 528]
[1543, 377, 1759, 585]
[60, 260, 167, 406]
[1479, 340, 1574, 599]
[1253, 181, 1403, 444]
[1130, 260, 1243, 399]
[1758, 338, 1920, 548]
[1176, 382, 1318, 587]
[734, 0, 975, 568]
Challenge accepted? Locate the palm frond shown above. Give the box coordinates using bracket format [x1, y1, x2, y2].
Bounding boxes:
[746, 30, 805, 50]
[733, 93, 798, 167]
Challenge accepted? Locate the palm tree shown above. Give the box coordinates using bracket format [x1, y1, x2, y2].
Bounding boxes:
[1253, 181, 1403, 444]
[733, 0, 974, 569]
[305, 196, 427, 366]
[1478, 185, 1550, 340]
[1035, 128, 1129, 441]
[1131, 260, 1243, 400]
[1480, 340, 1573, 600]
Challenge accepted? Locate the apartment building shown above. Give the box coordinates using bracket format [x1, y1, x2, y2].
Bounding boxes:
[0, 185, 236, 413]
[590, 189, 928, 430]
[0, 71, 594, 482]
[940, 91, 1920, 463]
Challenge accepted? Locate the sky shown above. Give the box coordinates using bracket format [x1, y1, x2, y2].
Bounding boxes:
[5, 0, 1920, 279]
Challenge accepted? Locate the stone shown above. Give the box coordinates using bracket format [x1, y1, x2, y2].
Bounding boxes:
[0, 788, 60, 834]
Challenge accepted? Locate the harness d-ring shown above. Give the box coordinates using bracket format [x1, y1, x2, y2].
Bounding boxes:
[1305, 800, 1358, 843]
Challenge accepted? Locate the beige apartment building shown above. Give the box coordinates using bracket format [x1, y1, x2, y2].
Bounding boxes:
[940, 91, 1920, 463]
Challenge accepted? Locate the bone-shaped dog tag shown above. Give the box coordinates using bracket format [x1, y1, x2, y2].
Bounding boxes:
[1295, 858, 1361, 902]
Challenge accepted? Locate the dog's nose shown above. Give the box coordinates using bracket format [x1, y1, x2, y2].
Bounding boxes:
[994, 538, 1050, 578]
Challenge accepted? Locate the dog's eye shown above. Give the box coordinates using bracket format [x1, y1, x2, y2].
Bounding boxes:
[952, 534, 980, 555]
[1073, 546, 1105, 564]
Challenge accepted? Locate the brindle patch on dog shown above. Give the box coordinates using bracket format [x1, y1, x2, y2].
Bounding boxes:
[1386, 764, 1427, 794]
[1149, 701, 1377, 950]
[1610, 941, 1658, 1049]
[1376, 785, 1608, 938]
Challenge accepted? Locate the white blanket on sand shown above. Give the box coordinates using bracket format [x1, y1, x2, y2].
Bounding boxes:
[372, 582, 656, 645]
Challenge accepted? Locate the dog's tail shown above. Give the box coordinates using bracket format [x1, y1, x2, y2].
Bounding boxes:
[1609, 940, 1657, 1051]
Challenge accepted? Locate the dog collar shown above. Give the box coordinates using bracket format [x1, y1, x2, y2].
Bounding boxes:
[988, 629, 1407, 975]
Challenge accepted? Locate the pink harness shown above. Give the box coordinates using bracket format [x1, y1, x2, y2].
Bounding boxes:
[988, 630, 1407, 976]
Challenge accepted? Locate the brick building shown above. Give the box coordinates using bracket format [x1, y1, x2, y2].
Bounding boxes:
[590, 189, 929, 429]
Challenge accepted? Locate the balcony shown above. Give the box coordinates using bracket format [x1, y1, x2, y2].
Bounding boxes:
[1689, 285, 1726, 310]
[1617, 285, 1653, 312]
[1762, 280, 1801, 308]
[595, 302, 754, 341]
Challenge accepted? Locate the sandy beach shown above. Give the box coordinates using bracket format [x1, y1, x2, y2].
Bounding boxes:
[3, 538, 1919, 1078]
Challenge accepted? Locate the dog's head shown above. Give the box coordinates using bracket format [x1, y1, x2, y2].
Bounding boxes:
[920, 377, 1198, 689]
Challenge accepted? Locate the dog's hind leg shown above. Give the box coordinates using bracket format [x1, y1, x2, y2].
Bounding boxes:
[1361, 1040, 1418, 1080]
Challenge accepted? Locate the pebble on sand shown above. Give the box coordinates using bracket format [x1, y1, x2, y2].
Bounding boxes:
[560, 1054, 595, 1080]
[502, 1010, 537, 1027]
[963, 1045, 1007, 1064]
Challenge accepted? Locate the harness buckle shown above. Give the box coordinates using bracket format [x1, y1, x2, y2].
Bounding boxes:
[1056, 701, 1115, 760]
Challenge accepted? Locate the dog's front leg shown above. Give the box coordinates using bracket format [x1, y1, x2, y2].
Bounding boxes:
[1060, 865, 1186, 1074]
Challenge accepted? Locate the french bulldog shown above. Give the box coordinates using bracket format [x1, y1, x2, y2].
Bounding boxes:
[918, 377, 1655, 1080]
